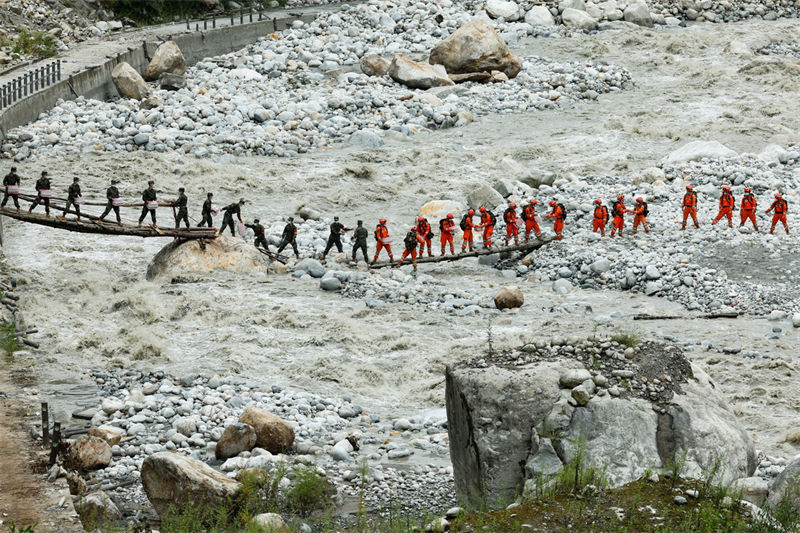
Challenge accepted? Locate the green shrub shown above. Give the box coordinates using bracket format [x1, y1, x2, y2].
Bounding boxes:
[0, 321, 20, 360]
[12, 29, 56, 59]
[285, 465, 332, 516]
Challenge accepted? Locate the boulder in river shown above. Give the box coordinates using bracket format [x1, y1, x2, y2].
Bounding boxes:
[429, 20, 523, 79]
[418, 200, 466, 223]
[144, 40, 187, 81]
[141, 452, 242, 516]
[389, 55, 454, 89]
[111, 62, 149, 100]
[239, 407, 295, 454]
[662, 140, 737, 166]
[494, 286, 524, 309]
[146, 235, 267, 281]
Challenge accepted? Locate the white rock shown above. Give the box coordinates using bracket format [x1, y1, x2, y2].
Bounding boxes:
[561, 7, 598, 29]
[485, 0, 522, 21]
[525, 5, 556, 26]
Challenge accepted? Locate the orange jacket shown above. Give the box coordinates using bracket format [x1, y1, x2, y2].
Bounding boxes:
[481, 211, 495, 227]
[612, 201, 627, 217]
[768, 199, 788, 214]
[719, 192, 734, 208]
[375, 224, 390, 240]
[634, 203, 647, 216]
[522, 205, 536, 220]
[418, 218, 431, 236]
[741, 194, 757, 211]
[593, 205, 608, 221]
[683, 192, 697, 207]
[503, 208, 517, 224]
[546, 205, 565, 220]
[441, 218, 455, 234]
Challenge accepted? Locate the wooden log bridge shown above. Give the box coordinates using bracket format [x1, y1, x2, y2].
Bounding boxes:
[0, 206, 217, 239]
[370, 238, 552, 268]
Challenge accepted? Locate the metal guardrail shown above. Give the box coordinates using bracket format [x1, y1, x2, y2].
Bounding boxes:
[185, 5, 286, 32]
[0, 59, 62, 111]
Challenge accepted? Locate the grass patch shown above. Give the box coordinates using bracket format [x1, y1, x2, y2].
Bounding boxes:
[98, 0, 279, 25]
[12, 29, 56, 59]
[0, 321, 20, 361]
[5, 523, 37, 533]
[451, 474, 799, 533]
[610, 327, 643, 349]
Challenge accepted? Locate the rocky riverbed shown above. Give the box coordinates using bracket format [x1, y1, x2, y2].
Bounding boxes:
[2, 1, 800, 530]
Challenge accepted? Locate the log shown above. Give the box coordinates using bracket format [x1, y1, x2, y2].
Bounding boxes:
[0, 206, 217, 239]
[22, 338, 39, 349]
[632, 312, 740, 321]
[41, 402, 49, 448]
[258, 248, 288, 264]
[370, 238, 552, 269]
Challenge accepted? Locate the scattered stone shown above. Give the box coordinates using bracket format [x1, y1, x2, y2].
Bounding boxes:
[215, 423, 258, 460]
[66, 435, 112, 471]
[389, 55, 454, 89]
[144, 40, 187, 81]
[360, 54, 390, 76]
[141, 452, 242, 516]
[239, 407, 295, 454]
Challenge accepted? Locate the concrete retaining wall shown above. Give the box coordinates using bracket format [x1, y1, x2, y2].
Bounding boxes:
[0, 11, 318, 139]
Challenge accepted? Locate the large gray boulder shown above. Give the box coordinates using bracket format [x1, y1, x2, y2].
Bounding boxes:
[446, 344, 756, 509]
[141, 452, 242, 516]
[429, 20, 523, 79]
[215, 423, 257, 460]
[389, 56, 454, 89]
[111, 62, 149, 100]
[239, 407, 295, 454]
[144, 40, 187, 81]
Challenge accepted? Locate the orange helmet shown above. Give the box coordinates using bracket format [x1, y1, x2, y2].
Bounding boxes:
[479, 206, 486, 213]
[636, 196, 643, 203]
[529, 198, 537, 205]
[379, 218, 387, 224]
[594, 199, 601, 204]
[509, 202, 517, 209]
[468, 209, 474, 215]
[417, 216, 424, 222]
[617, 194, 624, 199]
[411, 226, 418, 232]
[549, 200, 556, 207]
[744, 187, 751, 192]
[722, 186, 731, 191]
[775, 193, 783, 199]
[686, 185, 693, 191]
[447, 213, 454, 219]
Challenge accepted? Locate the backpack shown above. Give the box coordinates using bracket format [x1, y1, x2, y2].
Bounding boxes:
[404, 232, 417, 249]
[487, 212, 497, 226]
[611, 201, 621, 216]
[439, 218, 446, 231]
[460, 215, 468, 231]
[641, 203, 649, 217]
[558, 203, 567, 221]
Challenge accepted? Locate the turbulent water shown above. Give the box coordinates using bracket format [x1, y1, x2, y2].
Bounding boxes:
[5, 19, 800, 457]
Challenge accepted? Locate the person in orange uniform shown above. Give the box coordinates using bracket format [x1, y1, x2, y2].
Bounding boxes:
[503, 202, 519, 245]
[439, 213, 456, 255]
[416, 216, 433, 257]
[632, 197, 650, 234]
[682, 185, 700, 230]
[609, 194, 629, 237]
[592, 199, 608, 236]
[545, 200, 566, 240]
[371, 218, 394, 264]
[521, 199, 542, 241]
[711, 186, 735, 228]
[766, 193, 789, 234]
[478, 206, 496, 249]
[740, 187, 758, 231]
[460, 209, 475, 252]
[398, 226, 425, 270]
